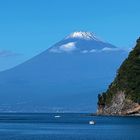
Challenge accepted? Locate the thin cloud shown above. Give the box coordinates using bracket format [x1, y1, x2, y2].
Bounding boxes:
[0, 50, 22, 57]
[49, 42, 77, 53]
[59, 42, 76, 52]
[49, 48, 61, 53]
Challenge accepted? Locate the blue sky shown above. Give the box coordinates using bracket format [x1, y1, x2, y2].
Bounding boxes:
[0, 0, 140, 71]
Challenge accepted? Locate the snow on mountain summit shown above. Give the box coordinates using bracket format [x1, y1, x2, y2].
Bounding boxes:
[48, 31, 120, 53]
[65, 31, 100, 41]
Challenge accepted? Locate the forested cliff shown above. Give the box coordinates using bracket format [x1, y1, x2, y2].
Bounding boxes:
[97, 38, 140, 115]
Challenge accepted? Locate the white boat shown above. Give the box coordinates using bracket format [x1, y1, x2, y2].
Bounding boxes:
[54, 115, 61, 118]
[89, 120, 96, 125]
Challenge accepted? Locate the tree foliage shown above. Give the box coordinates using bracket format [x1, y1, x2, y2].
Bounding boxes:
[98, 37, 140, 106]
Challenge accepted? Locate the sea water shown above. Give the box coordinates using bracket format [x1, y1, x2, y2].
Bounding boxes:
[0, 113, 139, 140]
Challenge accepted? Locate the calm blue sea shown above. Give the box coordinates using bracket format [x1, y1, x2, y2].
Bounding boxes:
[0, 113, 139, 140]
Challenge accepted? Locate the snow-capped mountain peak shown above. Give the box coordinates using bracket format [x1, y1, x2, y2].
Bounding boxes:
[66, 31, 100, 41]
[48, 31, 118, 53]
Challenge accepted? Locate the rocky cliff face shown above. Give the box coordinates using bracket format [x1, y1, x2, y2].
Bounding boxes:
[97, 91, 140, 115]
[97, 38, 140, 115]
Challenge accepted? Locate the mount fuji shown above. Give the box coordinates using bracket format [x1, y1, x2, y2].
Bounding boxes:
[0, 31, 128, 112]
[49, 31, 118, 53]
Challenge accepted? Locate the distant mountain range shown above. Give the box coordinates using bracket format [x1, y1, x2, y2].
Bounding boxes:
[0, 31, 128, 112]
